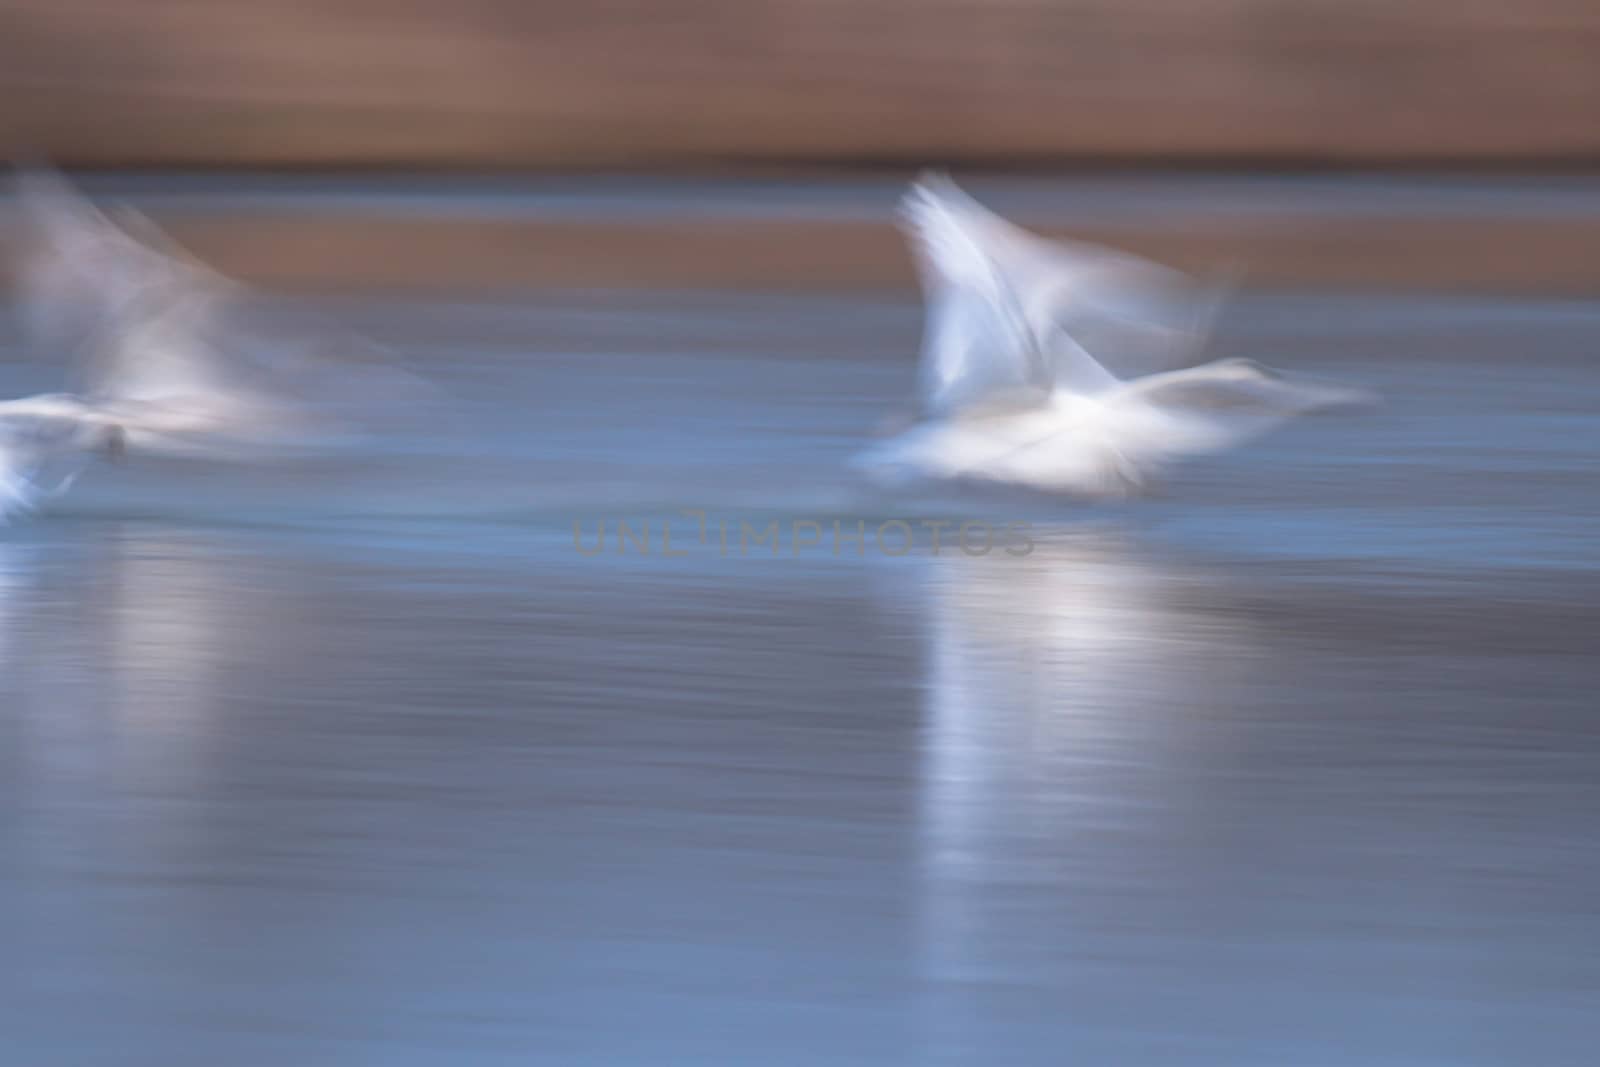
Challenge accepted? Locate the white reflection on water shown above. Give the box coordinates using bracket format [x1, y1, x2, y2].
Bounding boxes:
[0, 541, 22, 673]
[1, 529, 237, 877]
[905, 528, 1263, 1049]
[0, 538, 106, 806]
[103, 527, 229, 733]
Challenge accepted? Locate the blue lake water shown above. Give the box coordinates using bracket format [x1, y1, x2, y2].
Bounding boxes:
[2, 288, 1597, 1065]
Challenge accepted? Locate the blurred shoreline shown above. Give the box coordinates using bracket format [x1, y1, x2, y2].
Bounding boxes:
[9, 172, 1600, 294]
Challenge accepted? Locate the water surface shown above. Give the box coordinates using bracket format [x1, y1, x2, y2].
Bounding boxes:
[2, 290, 1598, 1065]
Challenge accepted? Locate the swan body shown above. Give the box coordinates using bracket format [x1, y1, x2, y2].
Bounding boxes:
[857, 174, 1370, 497]
[1, 170, 431, 521]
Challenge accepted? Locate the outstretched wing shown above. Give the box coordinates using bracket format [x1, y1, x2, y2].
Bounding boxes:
[13, 168, 438, 453]
[901, 176, 1056, 417]
[907, 174, 1225, 394]
[1103, 358, 1376, 458]
[14, 167, 244, 406]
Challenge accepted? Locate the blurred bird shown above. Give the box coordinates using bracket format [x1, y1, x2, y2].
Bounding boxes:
[1, 169, 434, 521]
[855, 173, 1371, 497]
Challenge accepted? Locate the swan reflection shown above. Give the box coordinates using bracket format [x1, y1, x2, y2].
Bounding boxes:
[900, 528, 1263, 995]
[102, 526, 231, 734]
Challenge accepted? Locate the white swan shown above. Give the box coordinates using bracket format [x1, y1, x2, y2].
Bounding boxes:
[855, 174, 1371, 496]
[1, 170, 432, 521]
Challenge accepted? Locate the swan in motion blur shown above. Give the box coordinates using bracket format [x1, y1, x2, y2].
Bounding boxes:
[1, 170, 432, 521]
[855, 174, 1370, 497]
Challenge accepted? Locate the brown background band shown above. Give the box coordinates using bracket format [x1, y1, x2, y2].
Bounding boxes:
[4, 1, 1600, 169]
